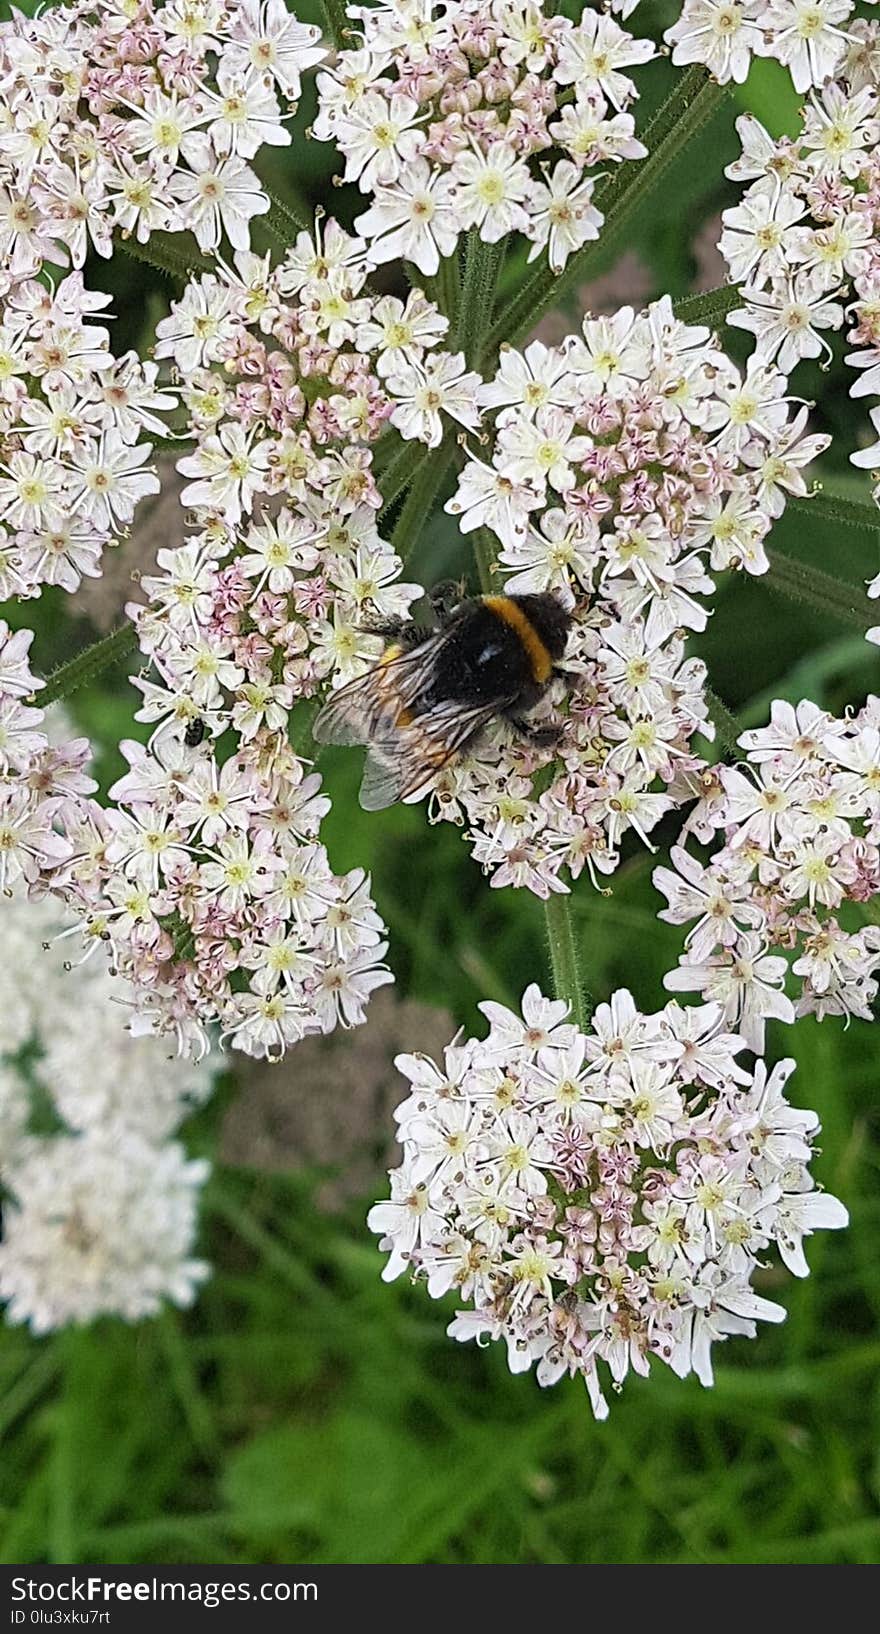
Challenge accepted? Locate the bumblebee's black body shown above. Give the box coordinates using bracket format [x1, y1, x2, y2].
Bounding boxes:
[313, 589, 572, 810]
[411, 594, 570, 715]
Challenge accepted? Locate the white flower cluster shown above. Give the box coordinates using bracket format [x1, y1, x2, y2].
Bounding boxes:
[656, 696, 880, 1046]
[315, 0, 652, 275]
[0, 620, 88, 897]
[665, 0, 864, 90]
[0, 878, 212, 1333]
[718, 31, 879, 411]
[0, 271, 165, 598]
[0, 0, 325, 272]
[716, 30, 880, 630]
[423, 297, 828, 896]
[52, 221, 471, 1061]
[369, 983, 848, 1416]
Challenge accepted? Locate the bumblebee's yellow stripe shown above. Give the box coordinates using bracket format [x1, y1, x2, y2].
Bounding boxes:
[380, 645, 414, 726]
[482, 596, 552, 685]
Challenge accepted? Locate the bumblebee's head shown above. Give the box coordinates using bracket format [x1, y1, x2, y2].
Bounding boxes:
[509, 593, 572, 663]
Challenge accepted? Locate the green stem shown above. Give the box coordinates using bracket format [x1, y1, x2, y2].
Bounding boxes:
[472, 527, 498, 594]
[672, 284, 743, 329]
[377, 437, 430, 525]
[455, 232, 503, 363]
[318, 0, 348, 47]
[388, 438, 457, 560]
[439, 251, 461, 333]
[544, 892, 591, 1031]
[150, 432, 194, 453]
[764, 549, 873, 633]
[705, 686, 742, 759]
[788, 491, 880, 536]
[156, 1310, 220, 1464]
[264, 186, 310, 240]
[479, 66, 729, 367]
[113, 228, 211, 284]
[35, 622, 139, 708]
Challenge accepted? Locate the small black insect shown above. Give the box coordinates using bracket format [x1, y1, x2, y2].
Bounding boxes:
[184, 716, 207, 747]
[312, 588, 572, 810]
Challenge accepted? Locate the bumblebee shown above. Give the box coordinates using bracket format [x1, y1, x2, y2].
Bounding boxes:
[312, 587, 572, 811]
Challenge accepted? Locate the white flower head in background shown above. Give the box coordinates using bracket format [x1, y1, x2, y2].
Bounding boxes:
[0, 882, 215, 1332]
[0, 1127, 209, 1334]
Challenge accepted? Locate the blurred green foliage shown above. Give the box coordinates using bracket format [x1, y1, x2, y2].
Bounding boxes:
[1, 8, 880, 1566]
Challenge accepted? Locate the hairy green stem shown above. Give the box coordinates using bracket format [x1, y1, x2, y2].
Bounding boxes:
[705, 686, 743, 759]
[765, 550, 873, 632]
[377, 437, 431, 525]
[788, 491, 880, 536]
[455, 233, 503, 363]
[472, 528, 498, 594]
[672, 284, 743, 329]
[439, 251, 461, 333]
[113, 229, 211, 284]
[318, 0, 348, 48]
[388, 439, 457, 560]
[479, 67, 729, 367]
[544, 892, 592, 1031]
[35, 622, 139, 708]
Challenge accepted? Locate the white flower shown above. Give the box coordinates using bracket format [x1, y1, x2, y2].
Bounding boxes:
[169, 144, 269, 253]
[665, 0, 764, 84]
[555, 11, 654, 110]
[719, 186, 805, 286]
[339, 91, 424, 192]
[226, 0, 326, 98]
[445, 451, 542, 545]
[664, 934, 796, 1053]
[525, 162, 602, 272]
[496, 406, 591, 494]
[66, 433, 160, 531]
[203, 66, 292, 160]
[178, 423, 273, 524]
[450, 143, 532, 243]
[760, 0, 852, 93]
[370, 988, 845, 1415]
[729, 273, 844, 373]
[355, 161, 458, 277]
[387, 350, 482, 447]
[0, 1126, 209, 1332]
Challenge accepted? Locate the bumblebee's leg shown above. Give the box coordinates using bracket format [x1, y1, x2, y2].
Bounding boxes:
[357, 616, 431, 647]
[509, 714, 565, 749]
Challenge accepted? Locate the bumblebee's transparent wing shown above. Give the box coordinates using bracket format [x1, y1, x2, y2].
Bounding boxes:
[312, 635, 449, 750]
[358, 698, 505, 811]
